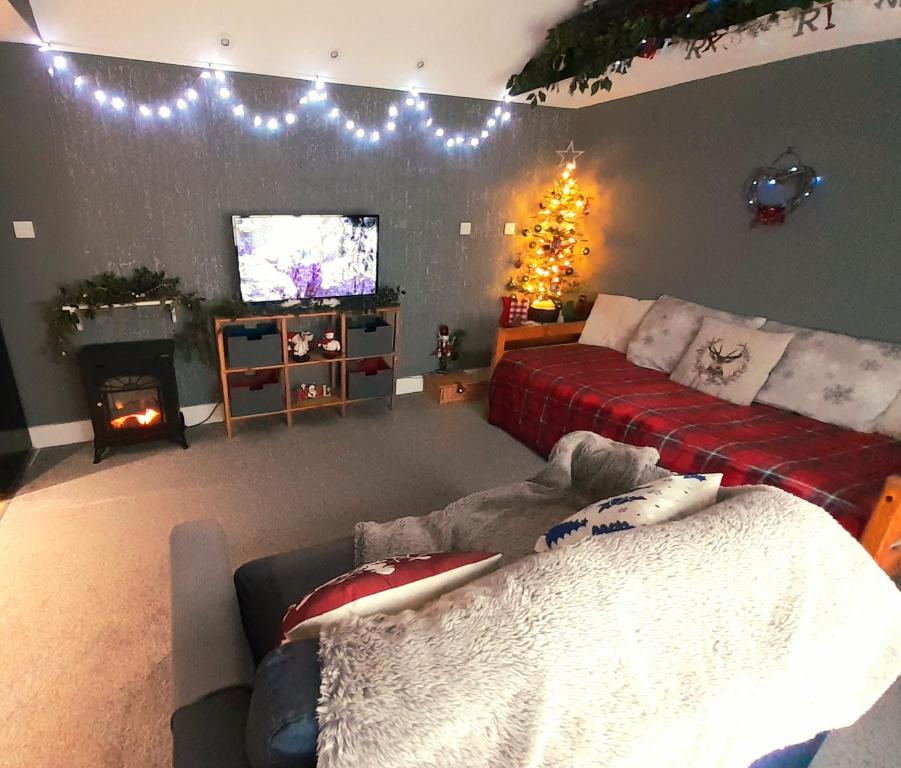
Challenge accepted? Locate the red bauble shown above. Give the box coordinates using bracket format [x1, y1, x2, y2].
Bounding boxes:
[754, 205, 787, 226]
[513, 258, 523, 268]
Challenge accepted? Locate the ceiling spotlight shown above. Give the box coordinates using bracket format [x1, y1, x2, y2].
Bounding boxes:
[416, 60, 425, 69]
[219, 35, 231, 48]
[285, 112, 296, 124]
[329, 49, 340, 59]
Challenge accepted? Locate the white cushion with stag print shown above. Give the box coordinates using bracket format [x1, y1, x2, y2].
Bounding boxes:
[670, 318, 795, 406]
[756, 321, 901, 433]
[578, 294, 656, 352]
[626, 295, 766, 373]
[534, 473, 722, 552]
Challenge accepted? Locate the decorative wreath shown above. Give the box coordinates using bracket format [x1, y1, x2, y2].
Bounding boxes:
[743, 147, 819, 227]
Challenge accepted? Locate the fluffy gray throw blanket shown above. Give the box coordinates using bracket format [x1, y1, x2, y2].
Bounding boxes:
[354, 431, 669, 565]
[319, 486, 901, 768]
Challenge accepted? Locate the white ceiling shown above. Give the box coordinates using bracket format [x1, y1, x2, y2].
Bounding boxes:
[9, 0, 901, 108]
[0, 0, 39, 45]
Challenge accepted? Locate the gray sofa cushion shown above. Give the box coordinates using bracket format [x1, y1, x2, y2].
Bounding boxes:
[246, 640, 320, 768]
[235, 537, 354, 663]
[172, 686, 252, 768]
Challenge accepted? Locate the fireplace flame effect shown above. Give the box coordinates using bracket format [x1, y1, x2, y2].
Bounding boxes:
[109, 408, 161, 429]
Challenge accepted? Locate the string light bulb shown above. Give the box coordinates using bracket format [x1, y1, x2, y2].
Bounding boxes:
[299, 95, 308, 105]
[267, 117, 279, 130]
[200, 71, 212, 80]
[139, 104, 152, 116]
[345, 119, 355, 130]
[446, 138, 454, 148]
[94, 90, 106, 104]
[176, 98, 187, 110]
[355, 127, 365, 138]
[388, 105, 399, 117]
[329, 107, 340, 118]
[487, 118, 496, 128]
[370, 131, 380, 142]
[233, 104, 245, 117]
[253, 115, 262, 127]
[158, 105, 171, 118]
[214, 70, 226, 82]
[481, 130, 489, 139]
[470, 138, 479, 147]
[405, 96, 415, 106]
[73, 76, 84, 88]
[285, 112, 296, 125]
[52, 55, 67, 70]
[315, 75, 326, 90]
[186, 88, 198, 101]
[426, 118, 433, 127]
[435, 128, 444, 137]
[502, 111, 511, 121]
[218, 87, 230, 99]
[386, 121, 396, 131]
[416, 100, 426, 111]
[111, 96, 125, 111]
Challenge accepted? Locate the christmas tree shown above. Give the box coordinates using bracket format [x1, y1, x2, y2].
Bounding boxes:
[507, 161, 591, 309]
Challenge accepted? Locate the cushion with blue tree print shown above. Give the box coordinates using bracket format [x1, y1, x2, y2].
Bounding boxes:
[535, 473, 722, 552]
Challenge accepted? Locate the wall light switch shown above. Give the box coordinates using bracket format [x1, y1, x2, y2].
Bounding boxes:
[13, 221, 35, 239]
[503, 222, 516, 235]
[459, 222, 472, 235]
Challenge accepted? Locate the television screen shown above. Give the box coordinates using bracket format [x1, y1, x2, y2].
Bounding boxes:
[233, 214, 378, 302]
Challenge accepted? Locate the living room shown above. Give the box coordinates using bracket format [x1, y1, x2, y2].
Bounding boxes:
[0, 2, 899, 767]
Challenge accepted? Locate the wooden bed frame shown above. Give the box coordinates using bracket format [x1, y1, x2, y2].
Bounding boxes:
[491, 322, 901, 578]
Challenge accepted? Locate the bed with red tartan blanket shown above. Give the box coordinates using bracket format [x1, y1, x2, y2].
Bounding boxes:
[488, 343, 901, 540]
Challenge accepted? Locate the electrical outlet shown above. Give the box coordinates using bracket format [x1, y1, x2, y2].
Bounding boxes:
[503, 222, 516, 235]
[13, 221, 35, 239]
[459, 222, 472, 235]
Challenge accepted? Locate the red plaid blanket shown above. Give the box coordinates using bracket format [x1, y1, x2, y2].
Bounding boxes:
[488, 343, 901, 539]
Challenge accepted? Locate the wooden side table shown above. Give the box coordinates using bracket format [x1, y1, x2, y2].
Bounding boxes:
[491, 321, 585, 373]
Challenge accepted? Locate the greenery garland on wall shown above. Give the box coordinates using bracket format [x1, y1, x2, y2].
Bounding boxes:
[43, 267, 403, 364]
[507, 0, 831, 103]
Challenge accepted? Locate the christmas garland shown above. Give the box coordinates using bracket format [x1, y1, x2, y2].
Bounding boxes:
[43, 267, 403, 364]
[507, 0, 830, 103]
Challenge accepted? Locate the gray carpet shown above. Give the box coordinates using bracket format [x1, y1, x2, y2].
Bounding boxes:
[0, 394, 896, 767]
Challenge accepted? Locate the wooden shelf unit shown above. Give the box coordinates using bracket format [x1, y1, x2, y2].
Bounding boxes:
[215, 307, 401, 437]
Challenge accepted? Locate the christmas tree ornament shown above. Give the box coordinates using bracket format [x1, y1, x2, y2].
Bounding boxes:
[521, 228, 530, 236]
[317, 329, 342, 359]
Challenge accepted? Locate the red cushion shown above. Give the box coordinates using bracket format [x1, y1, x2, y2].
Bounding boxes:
[281, 552, 501, 641]
[489, 343, 901, 539]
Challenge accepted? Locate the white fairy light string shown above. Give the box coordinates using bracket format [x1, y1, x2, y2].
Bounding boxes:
[39, 46, 514, 152]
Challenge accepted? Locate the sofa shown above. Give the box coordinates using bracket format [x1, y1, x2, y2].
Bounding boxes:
[171, 513, 829, 768]
[488, 295, 901, 576]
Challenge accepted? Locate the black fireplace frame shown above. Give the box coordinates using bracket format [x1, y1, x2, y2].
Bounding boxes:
[78, 339, 188, 463]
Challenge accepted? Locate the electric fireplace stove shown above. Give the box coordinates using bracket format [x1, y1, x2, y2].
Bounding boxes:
[78, 340, 188, 464]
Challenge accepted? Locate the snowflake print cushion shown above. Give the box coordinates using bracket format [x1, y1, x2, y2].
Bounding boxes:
[281, 552, 501, 641]
[670, 317, 795, 406]
[535, 473, 722, 553]
[756, 321, 901, 433]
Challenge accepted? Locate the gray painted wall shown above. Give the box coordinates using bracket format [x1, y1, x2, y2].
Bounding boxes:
[0, 42, 574, 426]
[573, 39, 901, 343]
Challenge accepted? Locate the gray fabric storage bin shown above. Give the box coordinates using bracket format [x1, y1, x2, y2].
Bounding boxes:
[347, 365, 394, 400]
[345, 317, 394, 358]
[225, 323, 283, 369]
[230, 382, 283, 416]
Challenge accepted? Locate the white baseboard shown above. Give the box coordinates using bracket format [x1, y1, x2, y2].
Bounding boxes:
[395, 374, 424, 395]
[26, 375, 429, 448]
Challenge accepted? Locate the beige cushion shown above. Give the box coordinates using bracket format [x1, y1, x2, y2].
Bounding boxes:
[670, 318, 794, 406]
[756, 322, 901, 433]
[874, 391, 901, 440]
[578, 294, 655, 352]
[626, 295, 766, 373]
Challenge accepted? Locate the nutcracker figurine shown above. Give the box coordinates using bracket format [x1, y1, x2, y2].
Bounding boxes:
[432, 324, 463, 374]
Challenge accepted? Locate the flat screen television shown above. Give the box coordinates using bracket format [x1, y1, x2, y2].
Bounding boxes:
[232, 214, 378, 302]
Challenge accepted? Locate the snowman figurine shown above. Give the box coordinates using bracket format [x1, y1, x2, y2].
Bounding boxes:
[318, 328, 342, 359]
[288, 330, 315, 362]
